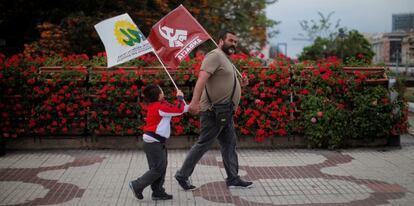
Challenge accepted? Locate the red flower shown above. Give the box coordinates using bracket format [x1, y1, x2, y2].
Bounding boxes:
[29, 119, 36, 128]
[317, 111, 323, 117]
[300, 89, 309, 95]
[240, 128, 249, 135]
[246, 116, 256, 127]
[175, 125, 184, 135]
[322, 73, 330, 81]
[255, 136, 264, 142]
[62, 127, 68, 133]
[277, 128, 287, 136]
[27, 78, 36, 85]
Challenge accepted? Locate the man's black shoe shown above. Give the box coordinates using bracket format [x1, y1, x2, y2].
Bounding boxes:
[129, 180, 144, 199]
[226, 179, 254, 188]
[152, 191, 173, 200]
[175, 176, 196, 190]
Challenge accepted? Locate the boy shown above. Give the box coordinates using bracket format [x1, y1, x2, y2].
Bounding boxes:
[129, 84, 188, 200]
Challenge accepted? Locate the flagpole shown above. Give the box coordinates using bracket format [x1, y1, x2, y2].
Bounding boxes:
[151, 50, 179, 90]
[151, 49, 188, 104]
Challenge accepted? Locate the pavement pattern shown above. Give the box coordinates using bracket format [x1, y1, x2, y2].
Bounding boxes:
[1, 134, 414, 206]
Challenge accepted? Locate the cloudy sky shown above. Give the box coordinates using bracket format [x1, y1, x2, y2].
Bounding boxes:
[266, 0, 414, 58]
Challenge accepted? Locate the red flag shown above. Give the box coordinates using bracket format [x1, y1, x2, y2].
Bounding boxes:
[148, 5, 211, 69]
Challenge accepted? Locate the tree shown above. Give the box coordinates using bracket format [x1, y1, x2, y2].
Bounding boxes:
[298, 37, 333, 60]
[294, 11, 341, 42]
[0, 0, 279, 56]
[298, 29, 375, 64]
[201, 0, 279, 50]
[335, 29, 374, 63]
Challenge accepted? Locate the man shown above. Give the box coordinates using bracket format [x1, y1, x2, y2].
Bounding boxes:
[175, 30, 253, 190]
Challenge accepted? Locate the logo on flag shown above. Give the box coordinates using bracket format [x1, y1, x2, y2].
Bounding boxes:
[159, 26, 187, 47]
[95, 13, 153, 68]
[114, 20, 146, 47]
[148, 5, 211, 69]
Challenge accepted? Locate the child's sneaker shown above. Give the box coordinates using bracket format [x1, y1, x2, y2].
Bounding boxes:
[175, 176, 196, 191]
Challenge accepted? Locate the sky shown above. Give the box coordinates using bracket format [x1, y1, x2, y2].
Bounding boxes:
[265, 0, 414, 58]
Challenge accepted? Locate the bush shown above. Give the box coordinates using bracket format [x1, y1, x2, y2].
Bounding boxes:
[0, 52, 408, 148]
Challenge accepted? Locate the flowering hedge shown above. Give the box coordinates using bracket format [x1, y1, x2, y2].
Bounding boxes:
[0, 53, 408, 148]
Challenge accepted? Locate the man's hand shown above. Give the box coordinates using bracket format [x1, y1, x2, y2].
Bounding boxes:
[188, 101, 200, 115]
[240, 75, 249, 87]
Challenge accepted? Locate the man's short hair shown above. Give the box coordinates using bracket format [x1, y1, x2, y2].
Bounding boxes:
[217, 30, 236, 42]
[143, 84, 161, 103]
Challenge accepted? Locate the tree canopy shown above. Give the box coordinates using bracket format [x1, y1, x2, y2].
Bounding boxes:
[295, 12, 374, 63]
[0, 0, 279, 56]
[299, 29, 375, 64]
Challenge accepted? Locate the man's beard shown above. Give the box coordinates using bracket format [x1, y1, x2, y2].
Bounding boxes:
[222, 44, 236, 55]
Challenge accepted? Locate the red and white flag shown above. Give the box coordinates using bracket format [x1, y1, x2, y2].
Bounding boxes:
[148, 5, 211, 69]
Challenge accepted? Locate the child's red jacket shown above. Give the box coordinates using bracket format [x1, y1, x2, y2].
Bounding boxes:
[143, 99, 187, 142]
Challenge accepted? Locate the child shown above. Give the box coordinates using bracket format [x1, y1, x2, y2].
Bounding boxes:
[129, 84, 188, 200]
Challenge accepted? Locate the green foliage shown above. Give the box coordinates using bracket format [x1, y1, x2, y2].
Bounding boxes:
[349, 87, 393, 140]
[1, 0, 279, 56]
[300, 95, 350, 149]
[205, 0, 279, 50]
[299, 29, 374, 65]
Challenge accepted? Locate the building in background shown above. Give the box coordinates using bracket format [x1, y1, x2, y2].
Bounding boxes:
[392, 13, 414, 32]
[369, 13, 414, 66]
[371, 32, 407, 66]
[401, 33, 414, 66]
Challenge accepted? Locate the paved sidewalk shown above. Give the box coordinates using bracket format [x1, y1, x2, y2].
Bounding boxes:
[1, 135, 414, 206]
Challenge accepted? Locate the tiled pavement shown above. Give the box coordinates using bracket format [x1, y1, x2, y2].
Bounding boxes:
[1, 135, 414, 206]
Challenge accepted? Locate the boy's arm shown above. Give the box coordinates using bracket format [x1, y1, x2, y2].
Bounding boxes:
[158, 99, 186, 117]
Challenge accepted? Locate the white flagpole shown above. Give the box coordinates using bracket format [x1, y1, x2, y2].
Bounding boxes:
[151, 50, 179, 90]
[150, 49, 187, 104]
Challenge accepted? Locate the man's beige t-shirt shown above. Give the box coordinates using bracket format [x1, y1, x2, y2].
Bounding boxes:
[200, 48, 241, 112]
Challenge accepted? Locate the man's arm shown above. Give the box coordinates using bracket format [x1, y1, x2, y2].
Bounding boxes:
[189, 71, 210, 114]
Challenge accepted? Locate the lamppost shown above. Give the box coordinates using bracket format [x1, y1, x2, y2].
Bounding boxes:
[338, 28, 346, 61]
[276, 43, 287, 57]
[393, 50, 400, 73]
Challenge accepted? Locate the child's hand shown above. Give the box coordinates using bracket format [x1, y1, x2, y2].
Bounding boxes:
[176, 89, 184, 98]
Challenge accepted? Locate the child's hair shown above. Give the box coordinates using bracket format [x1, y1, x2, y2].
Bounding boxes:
[143, 84, 161, 103]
